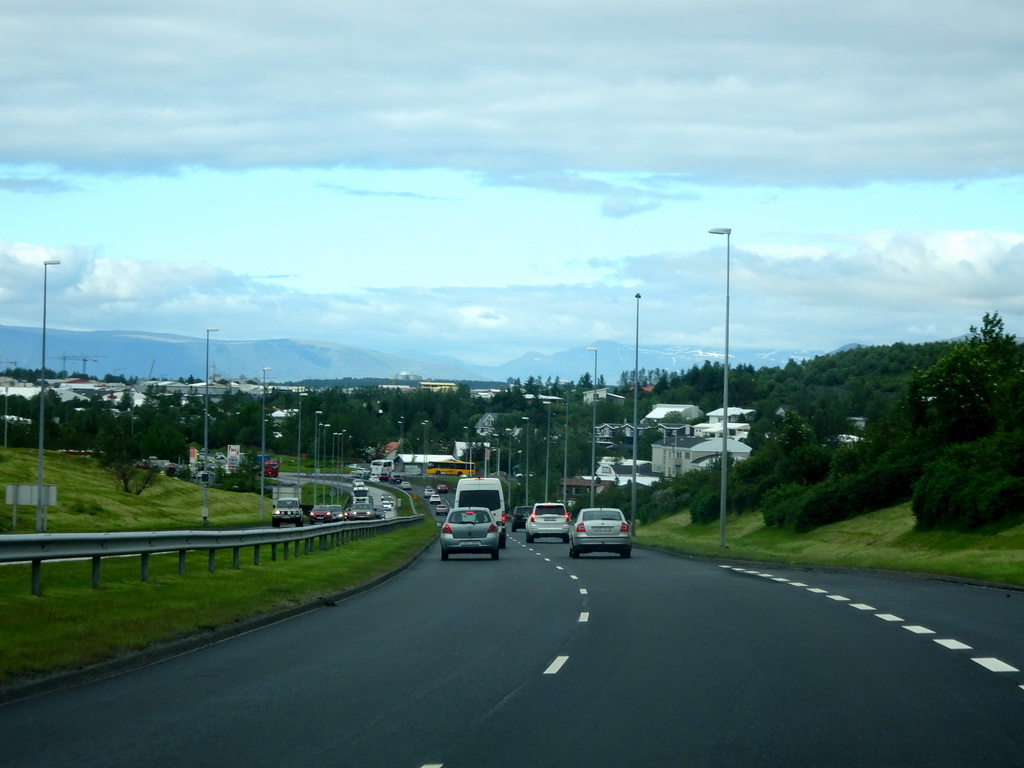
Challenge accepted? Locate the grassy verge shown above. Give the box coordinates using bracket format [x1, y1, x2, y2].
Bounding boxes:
[0, 448, 438, 688]
[637, 503, 1024, 587]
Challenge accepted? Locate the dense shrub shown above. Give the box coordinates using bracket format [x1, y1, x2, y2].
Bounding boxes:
[913, 431, 1024, 530]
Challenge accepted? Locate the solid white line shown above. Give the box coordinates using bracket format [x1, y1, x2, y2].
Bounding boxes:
[935, 639, 972, 650]
[903, 625, 935, 635]
[579, 612, 589, 622]
[972, 657, 1019, 673]
[544, 655, 569, 675]
[579, 588, 588, 595]
[421, 764, 443, 768]
[876, 613, 904, 622]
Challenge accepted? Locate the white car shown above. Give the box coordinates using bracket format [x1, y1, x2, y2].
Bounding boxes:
[569, 507, 632, 558]
[525, 502, 571, 543]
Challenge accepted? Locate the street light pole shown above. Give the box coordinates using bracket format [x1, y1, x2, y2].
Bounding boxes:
[313, 410, 322, 505]
[201, 327, 218, 526]
[709, 227, 732, 548]
[544, 401, 552, 502]
[586, 346, 598, 506]
[320, 422, 330, 503]
[563, 392, 569, 506]
[630, 294, 640, 533]
[422, 420, 429, 478]
[36, 259, 59, 532]
[521, 416, 530, 505]
[296, 391, 307, 498]
[260, 366, 271, 523]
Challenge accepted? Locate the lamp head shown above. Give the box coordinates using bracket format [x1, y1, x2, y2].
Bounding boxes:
[708, 228, 732, 235]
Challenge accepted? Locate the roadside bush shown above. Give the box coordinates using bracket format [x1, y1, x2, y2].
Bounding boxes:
[761, 483, 810, 528]
[688, 485, 721, 525]
[913, 431, 1024, 530]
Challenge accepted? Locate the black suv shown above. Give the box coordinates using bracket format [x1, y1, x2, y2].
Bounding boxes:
[510, 505, 533, 531]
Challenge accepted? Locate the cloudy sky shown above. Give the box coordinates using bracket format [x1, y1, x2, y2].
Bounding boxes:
[2, 0, 1022, 369]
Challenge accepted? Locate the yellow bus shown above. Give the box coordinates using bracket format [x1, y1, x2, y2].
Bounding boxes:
[426, 460, 475, 476]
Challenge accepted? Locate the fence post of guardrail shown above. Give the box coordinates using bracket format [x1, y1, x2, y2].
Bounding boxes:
[178, 550, 186, 575]
[92, 555, 101, 589]
[207, 550, 215, 573]
[293, 540, 300, 558]
[254, 544, 261, 566]
[232, 546, 240, 569]
[31, 559, 41, 596]
[141, 552, 150, 582]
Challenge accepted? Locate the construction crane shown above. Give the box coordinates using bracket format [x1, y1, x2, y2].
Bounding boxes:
[62, 354, 106, 378]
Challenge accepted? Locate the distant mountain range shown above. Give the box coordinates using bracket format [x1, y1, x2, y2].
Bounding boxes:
[0, 325, 832, 383]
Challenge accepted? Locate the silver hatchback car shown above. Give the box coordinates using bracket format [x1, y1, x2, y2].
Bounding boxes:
[569, 507, 632, 558]
[525, 502, 571, 543]
[440, 507, 500, 560]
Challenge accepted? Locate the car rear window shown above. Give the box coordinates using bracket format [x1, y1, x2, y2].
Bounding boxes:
[582, 510, 623, 521]
[535, 505, 565, 514]
[451, 510, 491, 524]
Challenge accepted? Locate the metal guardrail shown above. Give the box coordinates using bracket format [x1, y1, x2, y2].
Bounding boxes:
[0, 514, 425, 596]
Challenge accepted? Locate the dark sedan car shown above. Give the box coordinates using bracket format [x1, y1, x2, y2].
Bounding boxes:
[510, 505, 533, 531]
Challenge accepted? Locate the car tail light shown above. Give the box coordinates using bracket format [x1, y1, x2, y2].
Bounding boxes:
[563, 512, 571, 522]
[529, 512, 536, 522]
[487, 523, 497, 533]
[442, 524, 452, 534]
[620, 522, 630, 532]
[576, 522, 586, 532]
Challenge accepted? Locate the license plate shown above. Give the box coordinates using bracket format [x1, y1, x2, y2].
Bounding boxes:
[460, 540, 479, 546]
[593, 526, 612, 532]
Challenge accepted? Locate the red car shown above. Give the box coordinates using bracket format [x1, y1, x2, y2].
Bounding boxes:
[436, 483, 449, 494]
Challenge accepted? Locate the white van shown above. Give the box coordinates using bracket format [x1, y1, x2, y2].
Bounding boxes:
[453, 477, 507, 548]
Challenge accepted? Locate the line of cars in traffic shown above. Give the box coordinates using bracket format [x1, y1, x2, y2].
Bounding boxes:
[439, 484, 631, 560]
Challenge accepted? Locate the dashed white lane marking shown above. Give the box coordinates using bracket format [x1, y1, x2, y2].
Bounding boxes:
[722, 566, 1022, 690]
[579, 588, 588, 595]
[556, 565, 564, 570]
[973, 657, 1019, 673]
[579, 612, 590, 622]
[544, 655, 569, 674]
[904, 625, 936, 635]
[421, 764, 443, 767]
[570, 575, 579, 580]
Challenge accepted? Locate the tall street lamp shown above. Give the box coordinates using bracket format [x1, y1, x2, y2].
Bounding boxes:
[521, 416, 530, 505]
[320, 422, 331, 503]
[201, 327, 218, 526]
[313, 410, 323, 504]
[709, 227, 732, 547]
[544, 401, 553, 502]
[36, 259, 59, 532]
[260, 366, 271, 523]
[562, 393, 569, 506]
[421, 420, 429, 478]
[586, 346, 598, 506]
[296, 391, 308, 496]
[630, 294, 641, 533]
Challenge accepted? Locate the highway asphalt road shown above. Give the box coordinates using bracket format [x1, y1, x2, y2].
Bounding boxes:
[4, 530, 1024, 767]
